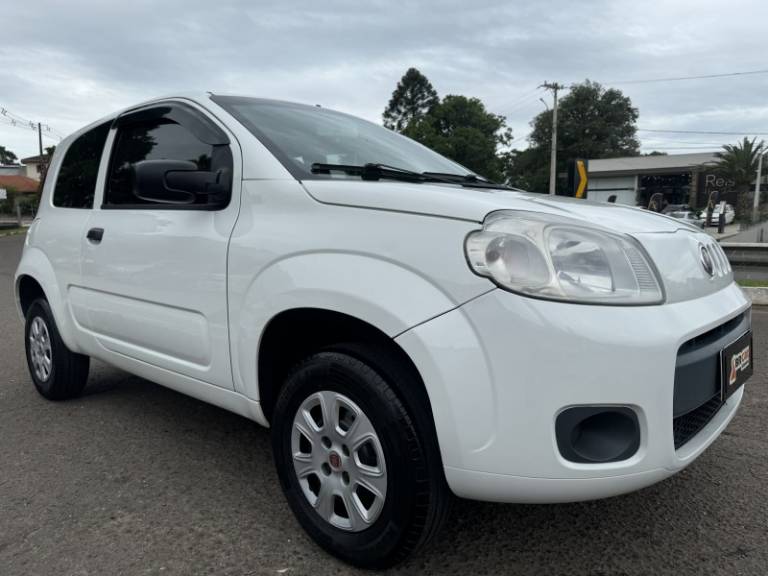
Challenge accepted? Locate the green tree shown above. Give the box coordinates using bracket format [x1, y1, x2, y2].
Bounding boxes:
[503, 147, 547, 191]
[382, 68, 439, 132]
[0, 145, 18, 164]
[507, 80, 640, 192]
[405, 95, 512, 181]
[715, 137, 765, 220]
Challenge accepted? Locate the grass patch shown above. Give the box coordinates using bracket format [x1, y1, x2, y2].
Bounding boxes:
[737, 279, 768, 288]
[0, 227, 27, 237]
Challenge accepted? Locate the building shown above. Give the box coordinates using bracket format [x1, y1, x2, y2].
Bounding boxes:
[20, 154, 52, 181]
[0, 164, 24, 177]
[587, 152, 735, 209]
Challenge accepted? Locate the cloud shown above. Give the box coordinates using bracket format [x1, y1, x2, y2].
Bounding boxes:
[1, 0, 767, 158]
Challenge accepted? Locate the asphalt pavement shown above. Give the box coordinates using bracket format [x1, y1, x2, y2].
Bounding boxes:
[1, 234, 766, 576]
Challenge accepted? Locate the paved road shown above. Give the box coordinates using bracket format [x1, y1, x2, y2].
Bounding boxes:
[1, 234, 766, 576]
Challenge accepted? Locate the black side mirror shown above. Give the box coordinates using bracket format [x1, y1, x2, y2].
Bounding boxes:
[133, 160, 229, 207]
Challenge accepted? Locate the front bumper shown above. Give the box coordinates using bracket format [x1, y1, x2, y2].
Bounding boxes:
[395, 282, 750, 503]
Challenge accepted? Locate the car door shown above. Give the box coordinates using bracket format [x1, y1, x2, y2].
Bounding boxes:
[76, 101, 240, 389]
[35, 121, 112, 346]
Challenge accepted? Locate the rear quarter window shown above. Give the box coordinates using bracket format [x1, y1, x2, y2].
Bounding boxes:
[53, 121, 111, 208]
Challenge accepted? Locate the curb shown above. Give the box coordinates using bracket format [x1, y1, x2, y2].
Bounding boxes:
[740, 286, 768, 305]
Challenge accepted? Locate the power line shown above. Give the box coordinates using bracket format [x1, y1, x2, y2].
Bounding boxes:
[606, 68, 768, 85]
[638, 128, 768, 136]
[0, 106, 64, 148]
[641, 145, 722, 150]
[504, 87, 546, 115]
[0, 116, 62, 141]
[506, 87, 542, 108]
[641, 139, 732, 145]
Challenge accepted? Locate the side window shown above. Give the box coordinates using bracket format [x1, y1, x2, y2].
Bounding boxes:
[105, 114, 230, 207]
[53, 121, 111, 208]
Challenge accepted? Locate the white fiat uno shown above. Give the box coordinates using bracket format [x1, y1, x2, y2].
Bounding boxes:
[15, 94, 753, 568]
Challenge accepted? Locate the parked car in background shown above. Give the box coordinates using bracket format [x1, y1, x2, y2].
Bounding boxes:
[668, 210, 705, 229]
[700, 203, 736, 226]
[14, 94, 752, 569]
[662, 203, 694, 215]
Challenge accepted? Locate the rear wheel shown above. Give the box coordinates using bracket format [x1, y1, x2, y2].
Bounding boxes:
[271, 348, 450, 568]
[24, 298, 89, 400]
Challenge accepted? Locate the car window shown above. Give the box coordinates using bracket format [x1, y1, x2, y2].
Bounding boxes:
[105, 117, 224, 207]
[53, 121, 111, 208]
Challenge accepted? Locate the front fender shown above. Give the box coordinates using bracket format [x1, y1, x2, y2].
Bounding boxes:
[230, 251, 470, 399]
[14, 245, 82, 353]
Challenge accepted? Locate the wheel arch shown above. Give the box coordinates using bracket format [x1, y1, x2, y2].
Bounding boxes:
[257, 308, 435, 431]
[16, 274, 46, 317]
[14, 247, 81, 352]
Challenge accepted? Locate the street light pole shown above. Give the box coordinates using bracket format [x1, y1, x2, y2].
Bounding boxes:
[541, 82, 564, 195]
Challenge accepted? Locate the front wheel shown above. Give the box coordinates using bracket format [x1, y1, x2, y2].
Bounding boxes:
[24, 298, 89, 400]
[271, 349, 450, 568]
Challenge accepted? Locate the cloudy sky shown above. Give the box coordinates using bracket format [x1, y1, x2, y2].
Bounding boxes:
[2, 0, 768, 160]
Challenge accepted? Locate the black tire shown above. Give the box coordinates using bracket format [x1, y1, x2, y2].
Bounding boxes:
[272, 344, 452, 569]
[271, 346, 451, 569]
[24, 298, 89, 400]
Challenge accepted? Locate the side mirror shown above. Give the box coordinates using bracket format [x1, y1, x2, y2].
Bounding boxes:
[133, 160, 229, 207]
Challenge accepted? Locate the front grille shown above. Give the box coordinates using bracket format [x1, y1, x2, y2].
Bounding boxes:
[673, 393, 722, 449]
[678, 313, 744, 355]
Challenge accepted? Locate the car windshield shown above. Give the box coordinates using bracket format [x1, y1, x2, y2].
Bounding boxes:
[212, 95, 473, 181]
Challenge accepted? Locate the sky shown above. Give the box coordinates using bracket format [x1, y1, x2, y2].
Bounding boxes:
[2, 0, 768, 160]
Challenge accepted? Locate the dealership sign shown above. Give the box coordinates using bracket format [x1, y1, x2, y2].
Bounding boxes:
[703, 173, 735, 193]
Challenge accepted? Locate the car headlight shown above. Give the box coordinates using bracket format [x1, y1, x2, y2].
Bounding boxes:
[464, 211, 664, 305]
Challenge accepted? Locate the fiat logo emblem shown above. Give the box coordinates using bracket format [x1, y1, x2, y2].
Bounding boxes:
[699, 243, 715, 277]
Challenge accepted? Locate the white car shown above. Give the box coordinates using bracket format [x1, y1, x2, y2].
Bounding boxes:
[668, 210, 705, 229]
[14, 94, 752, 568]
[701, 202, 736, 226]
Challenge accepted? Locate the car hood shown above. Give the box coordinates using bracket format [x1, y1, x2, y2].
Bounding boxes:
[303, 180, 734, 303]
[302, 180, 688, 234]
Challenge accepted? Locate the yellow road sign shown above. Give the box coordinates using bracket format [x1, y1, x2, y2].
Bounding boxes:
[575, 160, 588, 199]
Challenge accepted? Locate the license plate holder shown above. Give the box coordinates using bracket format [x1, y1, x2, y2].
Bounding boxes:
[721, 330, 753, 400]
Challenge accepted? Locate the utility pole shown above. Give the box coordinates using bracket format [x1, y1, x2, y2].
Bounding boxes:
[754, 145, 765, 224]
[37, 122, 43, 156]
[540, 82, 565, 195]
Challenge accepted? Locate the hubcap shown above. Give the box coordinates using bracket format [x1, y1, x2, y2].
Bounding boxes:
[291, 391, 387, 532]
[28, 316, 52, 382]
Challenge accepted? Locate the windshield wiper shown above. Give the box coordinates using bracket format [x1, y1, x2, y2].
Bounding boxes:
[422, 171, 517, 190]
[311, 162, 517, 190]
[311, 162, 458, 185]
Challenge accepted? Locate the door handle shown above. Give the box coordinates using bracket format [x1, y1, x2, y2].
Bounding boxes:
[86, 227, 104, 243]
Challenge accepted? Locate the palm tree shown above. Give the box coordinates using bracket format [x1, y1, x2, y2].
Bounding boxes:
[715, 137, 764, 222]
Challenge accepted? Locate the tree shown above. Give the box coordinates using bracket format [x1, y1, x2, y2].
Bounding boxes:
[0, 145, 18, 165]
[715, 137, 765, 220]
[715, 137, 763, 190]
[404, 95, 512, 181]
[382, 68, 439, 132]
[507, 80, 640, 192]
